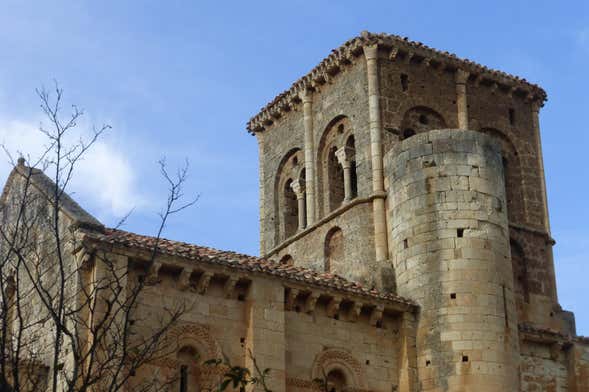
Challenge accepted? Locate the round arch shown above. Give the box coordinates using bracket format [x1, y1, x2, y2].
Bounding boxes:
[274, 148, 305, 243]
[400, 106, 447, 139]
[316, 116, 355, 216]
[479, 127, 525, 223]
[311, 348, 366, 390]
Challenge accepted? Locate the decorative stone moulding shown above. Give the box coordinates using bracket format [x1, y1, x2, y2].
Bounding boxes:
[246, 31, 547, 134]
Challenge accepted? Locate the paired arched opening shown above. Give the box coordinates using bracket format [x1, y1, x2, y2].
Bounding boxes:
[324, 227, 344, 274]
[318, 116, 358, 216]
[479, 128, 524, 223]
[275, 149, 307, 242]
[283, 179, 298, 239]
[400, 106, 446, 140]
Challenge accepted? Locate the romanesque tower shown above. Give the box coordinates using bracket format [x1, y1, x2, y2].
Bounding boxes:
[248, 32, 572, 390]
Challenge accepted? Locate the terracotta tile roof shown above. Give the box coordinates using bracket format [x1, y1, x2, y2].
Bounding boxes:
[84, 228, 416, 308]
[247, 31, 547, 133]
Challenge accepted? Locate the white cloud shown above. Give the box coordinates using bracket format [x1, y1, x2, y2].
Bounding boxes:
[0, 117, 147, 219]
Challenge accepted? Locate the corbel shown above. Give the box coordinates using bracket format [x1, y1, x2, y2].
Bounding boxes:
[285, 288, 300, 311]
[177, 267, 193, 291]
[349, 302, 363, 322]
[77, 250, 94, 271]
[145, 261, 162, 285]
[196, 271, 213, 295]
[389, 47, 401, 61]
[326, 296, 342, 318]
[305, 292, 320, 314]
[369, 304, 384, 327]
[223, 275, 239, 299]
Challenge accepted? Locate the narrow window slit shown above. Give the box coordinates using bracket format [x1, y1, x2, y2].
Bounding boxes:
[400, 74, 409, 92]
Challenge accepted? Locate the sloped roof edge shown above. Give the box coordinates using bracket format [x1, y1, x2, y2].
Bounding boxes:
[84, 228, 417, 309]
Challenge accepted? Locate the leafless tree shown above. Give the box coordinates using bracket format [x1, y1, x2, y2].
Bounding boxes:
[0, 83, 196, 392]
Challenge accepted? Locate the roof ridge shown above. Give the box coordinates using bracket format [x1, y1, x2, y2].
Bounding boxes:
[246, 31, 547, 133]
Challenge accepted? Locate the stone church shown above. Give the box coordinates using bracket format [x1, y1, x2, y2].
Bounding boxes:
[2, 32, 588, 391]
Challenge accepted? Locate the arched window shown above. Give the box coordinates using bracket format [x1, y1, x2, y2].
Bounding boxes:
[326, 369, 347, 392]
[318, 116, 356, 217]
[275, 149, 305, 243]
[177, 346, 200, 392]
[327, 147, 345, 211]
[345, 135, 357, 199]
[400, 106, 446, 139]
[480, 128, 524, 223]
[324, 227, 344, 274]
[283, 179, 298, 238]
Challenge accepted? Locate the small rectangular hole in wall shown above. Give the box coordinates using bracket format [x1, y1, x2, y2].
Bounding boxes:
[425, 360, 431, 367]
[509, 108, 515, 125]
[400, 74, 409, 92]
[365, 360, 370, 365]
[462, 355, 469, 362]
[240, 337, 245, 344]
[450, 293, 457, 299]
[457, 228, 464, 238]
[403, 239, 408, 249]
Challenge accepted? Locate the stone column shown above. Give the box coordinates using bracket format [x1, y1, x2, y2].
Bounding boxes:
[245, 278, 286, 392]
[335, 146, 353, 202]
[455, 69, 469, 129]
[531, 101, 550, 234]
[257, 133, 267, 255]
[290, 180, 306, 230]
[302, 89, 316, 225]
[364, 44, 388, 262]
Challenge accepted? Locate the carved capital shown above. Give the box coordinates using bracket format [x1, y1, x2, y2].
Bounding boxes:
[455, 68, 469, 84]
[363, 44, 378, 61]
[335, 146, 354, 169]
[301, 88, 313, 104]
[290, 179, 305, 199]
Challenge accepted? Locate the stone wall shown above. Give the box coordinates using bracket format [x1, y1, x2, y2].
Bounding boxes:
[385, 130, 520, 391]
[271, 200, 376, 286]
[122, 255, 406, 392]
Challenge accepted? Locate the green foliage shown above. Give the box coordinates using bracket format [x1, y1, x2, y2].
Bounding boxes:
[204, 350, 272, 392]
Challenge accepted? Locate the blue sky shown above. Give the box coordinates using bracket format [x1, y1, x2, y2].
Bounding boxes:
[0, 1, 587, 334]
